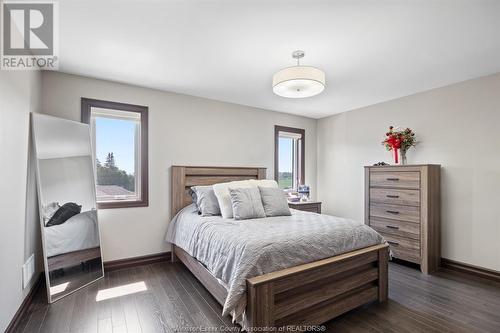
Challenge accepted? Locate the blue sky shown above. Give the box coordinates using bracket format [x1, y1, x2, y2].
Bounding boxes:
[95, 117, 135, 174]
[278, 137, 293, 172]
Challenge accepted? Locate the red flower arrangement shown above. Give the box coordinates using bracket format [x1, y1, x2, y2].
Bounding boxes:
[382, 126, 416, 164]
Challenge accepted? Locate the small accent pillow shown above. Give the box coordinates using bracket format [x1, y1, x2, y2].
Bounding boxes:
[46, 202, 82, 227]
[213, 180, 253, 219]
[191, 186, 221, 216]
[259, 186, 291, 217]
[229, 187, 266, 220]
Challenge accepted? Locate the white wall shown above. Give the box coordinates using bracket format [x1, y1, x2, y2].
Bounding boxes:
[41, 72, 317, 262]
[39, 156, 96, 212]
[317, 72, 500, 271]
[0, 71, 42, 331]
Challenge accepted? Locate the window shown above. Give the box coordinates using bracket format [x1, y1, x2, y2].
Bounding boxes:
[82, 98, 148, 209]
[274, 125, 305, 189]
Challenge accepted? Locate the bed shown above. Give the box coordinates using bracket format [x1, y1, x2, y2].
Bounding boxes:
[168, 166, 389, 330]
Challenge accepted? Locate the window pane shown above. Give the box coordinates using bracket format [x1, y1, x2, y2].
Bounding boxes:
[278, 137, 294, 189]
[93, 114, 139, 202]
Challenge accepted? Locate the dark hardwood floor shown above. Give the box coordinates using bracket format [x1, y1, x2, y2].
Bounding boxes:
[14, 261, 500, 333]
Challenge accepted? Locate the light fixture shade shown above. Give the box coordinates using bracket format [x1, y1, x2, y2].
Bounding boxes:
[273, 66, 325, 98]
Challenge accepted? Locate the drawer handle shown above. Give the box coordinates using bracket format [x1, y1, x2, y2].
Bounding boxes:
[387, 241, 399, 246]
[386, 225, 399, 230]
[386, 178, 400, 181]
[386, 210, 400, 214]
[386, 195, 399, 198]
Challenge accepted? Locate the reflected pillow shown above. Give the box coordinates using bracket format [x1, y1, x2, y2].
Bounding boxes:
[65, 210, 97, 225]
[42, 202, 60, 226]
[46, 202, 82, 227]
[191, 186, 220, 216]
[229, 187, 266, 220]
[259, 186, 291, 217]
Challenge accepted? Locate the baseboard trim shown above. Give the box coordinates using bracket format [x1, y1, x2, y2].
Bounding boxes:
[104, 251, 171, 271]
[441, 258, 500, 283]
[5, 273, 44, 333]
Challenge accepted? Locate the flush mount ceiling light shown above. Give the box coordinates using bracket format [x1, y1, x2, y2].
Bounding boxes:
[272, 50, 326, 98]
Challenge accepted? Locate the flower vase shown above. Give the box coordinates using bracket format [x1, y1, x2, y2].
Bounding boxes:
[391, 148, 399, 164]
[400, 149, 407, 165]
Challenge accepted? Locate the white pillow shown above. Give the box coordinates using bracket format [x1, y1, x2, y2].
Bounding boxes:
[213, 180, 252, 219]
[248, 179, 279, 188]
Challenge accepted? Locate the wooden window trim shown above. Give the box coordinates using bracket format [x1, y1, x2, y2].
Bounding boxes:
[81, 98, 148, 209]
[274, 125, 305, 188]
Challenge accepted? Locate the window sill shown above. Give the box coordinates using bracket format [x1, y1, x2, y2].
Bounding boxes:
[97, 200, 148, 209]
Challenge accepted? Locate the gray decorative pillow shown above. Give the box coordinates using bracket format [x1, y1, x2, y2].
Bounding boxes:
[229, 187, 266, 220]
[191, 186, 221, 216]
[258, 186, 291, 217]
[188, 188, 198, 210]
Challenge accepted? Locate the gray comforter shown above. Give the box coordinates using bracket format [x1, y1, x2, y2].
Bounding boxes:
[165, 204, 384, 321]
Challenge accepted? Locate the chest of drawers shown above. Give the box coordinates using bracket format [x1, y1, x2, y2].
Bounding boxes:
[365, 165, 441, 274]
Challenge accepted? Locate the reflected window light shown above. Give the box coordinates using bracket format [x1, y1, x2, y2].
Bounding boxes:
[50, 282, 69, 295]
[96, 281, 147, 302]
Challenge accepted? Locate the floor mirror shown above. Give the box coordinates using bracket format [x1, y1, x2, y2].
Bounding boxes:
[31, 113, 104, 303]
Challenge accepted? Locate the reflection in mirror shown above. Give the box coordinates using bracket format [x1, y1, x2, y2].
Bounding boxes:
[31, 113, 103, 302]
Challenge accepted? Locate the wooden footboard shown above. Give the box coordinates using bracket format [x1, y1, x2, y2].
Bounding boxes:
[246, 244, 389, 329]
[173, 243, 389, 330]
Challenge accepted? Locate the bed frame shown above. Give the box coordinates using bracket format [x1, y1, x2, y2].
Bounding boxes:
[171, 166, 389, 329]
[47, 247, 101, 271]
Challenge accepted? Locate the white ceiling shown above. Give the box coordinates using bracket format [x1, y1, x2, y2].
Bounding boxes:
[58, 0, 500, 119]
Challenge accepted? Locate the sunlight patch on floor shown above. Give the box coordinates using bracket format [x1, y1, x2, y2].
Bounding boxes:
[96, 281, 147, 301]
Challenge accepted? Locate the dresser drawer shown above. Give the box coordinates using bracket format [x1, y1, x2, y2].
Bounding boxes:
[370, 171, 420, 189]
[370, 203, 420, 223]
[380, 232, 420, 250]
[288, 202, 321, 214]
[370, 216, 420, 240]
[391, 246, 421, 264]
[382, 230, 422, 264]
[297, 206, 320, 213]
[370, 188, 420, 206]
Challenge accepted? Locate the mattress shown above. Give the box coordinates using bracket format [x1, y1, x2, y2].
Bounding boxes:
[44, 210, 100, 257]
[165, 204, 385, 323]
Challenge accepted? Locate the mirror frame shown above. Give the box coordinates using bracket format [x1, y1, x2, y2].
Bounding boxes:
[31, 113, 104, 303]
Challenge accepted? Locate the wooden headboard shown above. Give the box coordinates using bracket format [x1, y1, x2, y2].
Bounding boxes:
[171, 166, 267, 218]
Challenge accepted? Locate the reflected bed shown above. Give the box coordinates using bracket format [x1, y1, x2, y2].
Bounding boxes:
[44, 210, 100, 257]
